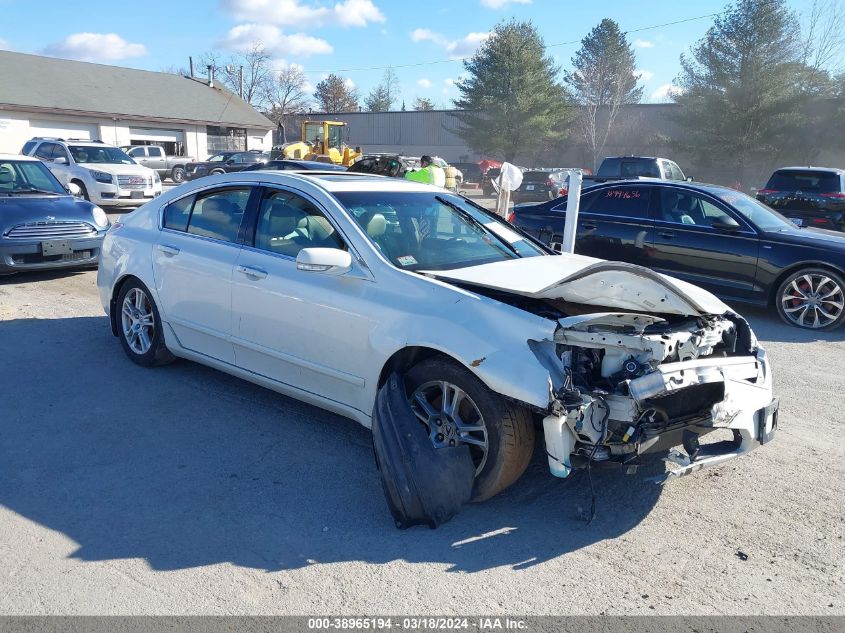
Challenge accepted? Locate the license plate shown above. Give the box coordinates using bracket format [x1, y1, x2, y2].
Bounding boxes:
[42, 240, 73, 256]
[131, 191, 144, 199]
[525, 185, 535, 191]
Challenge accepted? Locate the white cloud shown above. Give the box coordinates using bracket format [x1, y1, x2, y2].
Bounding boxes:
[634, 69, 654, 81]
[417, 78, 432, 88]
[649, 83, 683, 103]
[410, 28, 489, 59]
[344, 77, 356, 90]
[444, 78, 454, 85]
[220, 23, 333, 56]
[221, 0, 385, 28]
[41, 33, 147, 62]
[0, 38, 10, 51]
[634, 39, 655, 49]
[480, 0, 531, 8]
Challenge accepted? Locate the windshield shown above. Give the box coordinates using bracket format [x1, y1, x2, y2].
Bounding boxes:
[69, 145, 134, 165]
[715, 189, 796, 231]
[0, 159, 66, 194]
[207, 153, 232, 162]
[334, 191, 545, 271]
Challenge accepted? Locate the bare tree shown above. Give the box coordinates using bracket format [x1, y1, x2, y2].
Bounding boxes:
[199, 44, 274, 108]
[802, 0, 845, 73]
[413, 97, 435, 111]
[265, 66, 311, 123]
[313, 74, 359, 112]
[565, 19, 643, 169]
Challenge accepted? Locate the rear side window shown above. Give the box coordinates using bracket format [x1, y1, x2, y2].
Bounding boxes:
[148, 147, 164, 157]
[766, 170, 840, 193]
[582, 186, 651, 219]
[163, 196, 194, 232]
[187, 188, 251, 243]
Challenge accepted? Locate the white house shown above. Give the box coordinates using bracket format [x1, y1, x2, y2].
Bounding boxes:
[0, 51, 274, 159]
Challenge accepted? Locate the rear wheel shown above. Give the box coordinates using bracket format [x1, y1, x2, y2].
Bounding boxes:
[210, 168, 225, 176]
[116, 279, 174, 366]
[405, 358, 535, 501]
[775, 267, 845, 330]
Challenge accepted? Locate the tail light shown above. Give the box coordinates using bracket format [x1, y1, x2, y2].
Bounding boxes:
[757, 189, 778, 195]
[506, 210, 515, 224]
[559, 187, 568, 197]
[820, 192, 845, 199]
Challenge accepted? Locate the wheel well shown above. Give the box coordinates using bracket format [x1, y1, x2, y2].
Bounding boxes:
[171, 164, 186, 171]
[109, 274, 141, 336]
[377, 347, 462, 389]
[70, 178, 86, 188]
[768, 262, 845, 306]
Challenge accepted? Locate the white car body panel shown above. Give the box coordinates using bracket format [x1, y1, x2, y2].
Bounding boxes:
[97, 171, 775, 481]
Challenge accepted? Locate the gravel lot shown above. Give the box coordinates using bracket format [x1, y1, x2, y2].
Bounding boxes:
[1, 232, 843, 615]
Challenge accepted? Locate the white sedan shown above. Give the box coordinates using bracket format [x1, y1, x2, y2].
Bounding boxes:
[97, 171, 777, 520]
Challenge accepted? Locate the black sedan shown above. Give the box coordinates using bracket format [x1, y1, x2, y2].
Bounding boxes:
[242, 159, 347, 172]
[0, 155, 109, 274]
[756, 167, 845, 232]
[512, 170, 560, 204]
[184, 151, 270, 181]
[511, 180, 845, 330]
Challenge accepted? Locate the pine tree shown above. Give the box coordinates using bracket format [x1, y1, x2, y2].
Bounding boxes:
[452, 20, 571, 162]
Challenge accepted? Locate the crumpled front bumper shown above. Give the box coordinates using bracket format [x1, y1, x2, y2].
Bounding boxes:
[542, 347, 776, 481]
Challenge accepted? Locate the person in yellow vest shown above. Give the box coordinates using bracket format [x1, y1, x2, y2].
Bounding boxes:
[405, 155, 445, 187]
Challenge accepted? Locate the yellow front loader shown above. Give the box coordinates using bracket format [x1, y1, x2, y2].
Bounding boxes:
[274, 120, 361, 166]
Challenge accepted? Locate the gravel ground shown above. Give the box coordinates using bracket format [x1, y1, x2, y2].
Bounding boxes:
[0, 259, 843, 615]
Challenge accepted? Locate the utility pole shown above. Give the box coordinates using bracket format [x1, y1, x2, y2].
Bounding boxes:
[188, 56, 194, 78]
[238, 66, 244, 99]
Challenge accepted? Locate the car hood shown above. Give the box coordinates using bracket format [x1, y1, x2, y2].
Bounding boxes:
[80, 163, 154, 177]
[0, 195, 97, 230]
[763, 225, 845, 250]
[422, 254, 731, 317]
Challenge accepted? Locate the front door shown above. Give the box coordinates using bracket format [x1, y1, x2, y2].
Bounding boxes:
[152, 185, 256, 364]
[646, 187, 761, 303]
[230, 187, 376, 413]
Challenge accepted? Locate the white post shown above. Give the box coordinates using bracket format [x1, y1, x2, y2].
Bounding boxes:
[561, 170, 582, 254]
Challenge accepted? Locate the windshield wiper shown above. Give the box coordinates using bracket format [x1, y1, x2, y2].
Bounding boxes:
[434, 196, 520, 256]
[7, 187, 61, 195]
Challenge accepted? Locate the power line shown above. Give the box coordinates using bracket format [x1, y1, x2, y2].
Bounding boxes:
[289, 9, 727, 75]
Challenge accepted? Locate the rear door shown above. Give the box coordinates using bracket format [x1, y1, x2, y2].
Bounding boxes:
[152, 185, 258, 363]
[646, 186, 761, 302]
[146, 146, 167, 173]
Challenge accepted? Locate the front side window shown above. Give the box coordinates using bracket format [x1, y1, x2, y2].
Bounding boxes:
[186, 188, 251, 243]
[334, 191, 544, 271]
[0, 160, 66, 194]
[34, 143, 56, 160]
[658, 189, 736, 227]
[207, 153, 229, 162]
[128, 147, 146, 158]
[253, 190, 344, 258]
[68, 145, 134, 165]
[583, 186, 651, 219]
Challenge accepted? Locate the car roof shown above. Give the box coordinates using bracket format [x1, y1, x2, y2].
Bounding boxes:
[773, 166, 845, 174]
[192, 170, 440, 193]
[0, 153, 39, 161]
[583, 178, 736, 197]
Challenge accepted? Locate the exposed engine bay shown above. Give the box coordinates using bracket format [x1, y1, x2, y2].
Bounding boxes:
[451, 281, 777, 481]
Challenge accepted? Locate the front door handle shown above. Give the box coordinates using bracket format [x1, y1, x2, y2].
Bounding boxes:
[236, 265, 268, 280]
[658, 231, 675, 239]
[158, 244, 180, 256]
[581, 222, 597, 230]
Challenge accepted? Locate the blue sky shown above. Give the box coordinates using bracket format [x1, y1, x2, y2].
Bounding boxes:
[0, 0, 817, 108]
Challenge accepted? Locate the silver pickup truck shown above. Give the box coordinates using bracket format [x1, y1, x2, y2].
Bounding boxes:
[122, 145, 197, 183]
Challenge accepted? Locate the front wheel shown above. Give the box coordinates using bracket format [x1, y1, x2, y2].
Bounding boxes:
[116, 279, 174, 366]
[171, 166, 186, 183]
[775, 267, 845, 330]
[405, 358, 535, 501]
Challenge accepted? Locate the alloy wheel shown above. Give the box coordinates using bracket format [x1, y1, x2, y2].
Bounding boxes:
[781, 273, 844, 329]
[121, 287, 156, 354]
[409, 380, 489, 475]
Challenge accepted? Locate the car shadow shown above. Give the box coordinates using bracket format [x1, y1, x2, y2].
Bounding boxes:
[0, 315, 663, 573]
[734, 305, 845, 344]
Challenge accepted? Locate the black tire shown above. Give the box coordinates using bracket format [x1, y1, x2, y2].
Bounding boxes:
[404, 358, 535, 502]
[73, 180, 89, 201]
[775, 267, 845, 330]
[115, 278, 175, 367]
[171, 166, 186, 183]
[210, 168, 225, 176]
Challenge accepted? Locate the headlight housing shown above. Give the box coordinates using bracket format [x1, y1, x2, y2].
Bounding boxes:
[88, 169, 113, 184]
[92, 206, 109, 228]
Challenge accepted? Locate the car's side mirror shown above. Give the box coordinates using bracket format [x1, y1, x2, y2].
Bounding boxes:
[225, 159, 236, 165]
[53, 157, 67, 165]
[711, 216, 740, 232]
[296, 247, 353, 276]
[686, 176, 694, 182]
[66, 182, 82, 197]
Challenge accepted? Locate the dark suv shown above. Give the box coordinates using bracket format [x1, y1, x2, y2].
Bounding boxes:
[185, 151, 270, 181]
[756, 167, 845, 232]
[512, 171, 559, 204]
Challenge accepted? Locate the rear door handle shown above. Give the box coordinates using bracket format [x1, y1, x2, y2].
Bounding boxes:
[581, 222, 597, 230]
[236, 265, 268, 280]
[658, 231, 675, 239]
[158, 244, 180, 256]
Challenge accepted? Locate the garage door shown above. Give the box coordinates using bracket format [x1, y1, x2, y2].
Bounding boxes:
[129, 127, 183, 143]
[29, 120, 97, 140]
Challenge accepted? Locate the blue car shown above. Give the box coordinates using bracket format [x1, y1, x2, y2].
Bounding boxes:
[0, 154, 110, 275]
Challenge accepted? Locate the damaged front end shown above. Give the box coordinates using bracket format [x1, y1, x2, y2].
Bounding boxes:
[538, 311, 777, 481]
